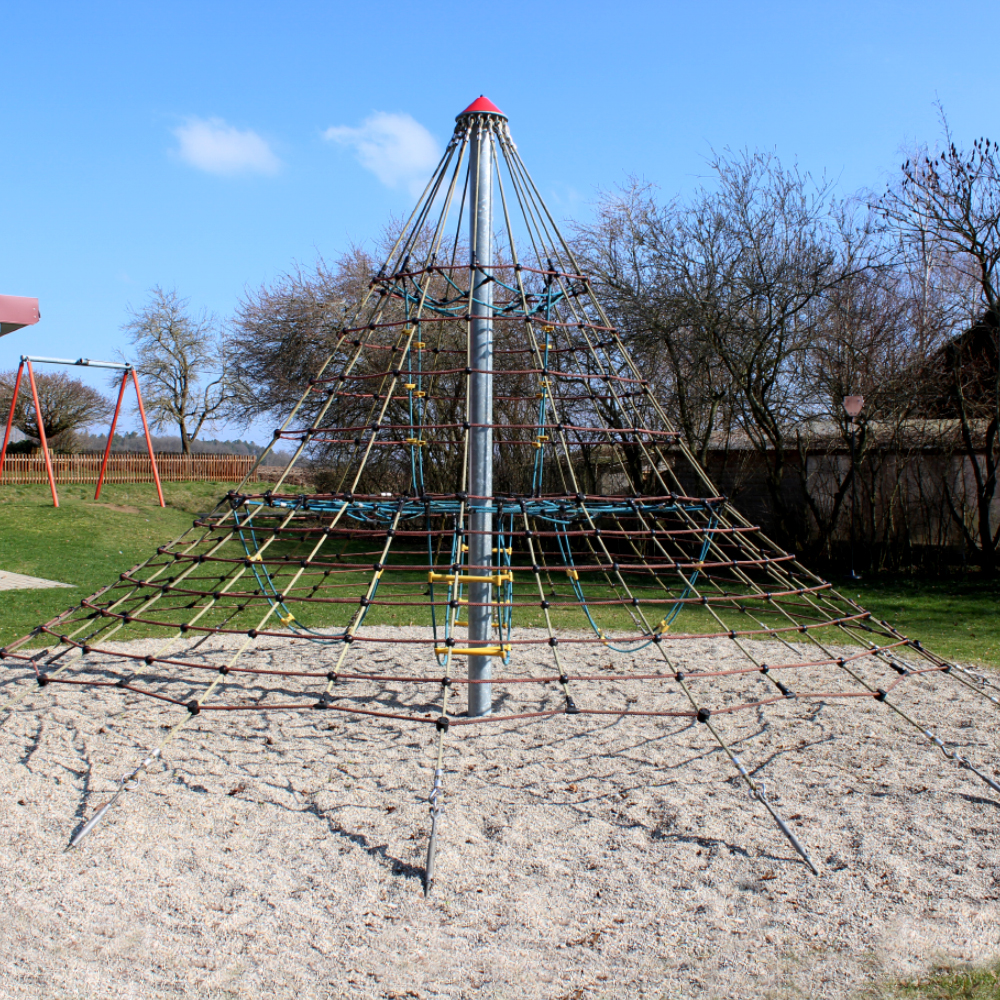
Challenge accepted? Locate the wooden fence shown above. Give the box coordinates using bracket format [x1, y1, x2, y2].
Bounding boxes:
[0, 453, 256, 484]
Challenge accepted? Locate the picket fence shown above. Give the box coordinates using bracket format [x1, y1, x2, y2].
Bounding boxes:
[0, 453, 256, 484]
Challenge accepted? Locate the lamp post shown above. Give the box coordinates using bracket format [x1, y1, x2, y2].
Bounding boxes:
[842, 395, 864, 580]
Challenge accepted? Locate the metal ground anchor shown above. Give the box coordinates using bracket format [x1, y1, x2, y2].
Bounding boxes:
[67, 748, 162, 849]
[751, 784, 819, 875]
[423, 767, 444, 896]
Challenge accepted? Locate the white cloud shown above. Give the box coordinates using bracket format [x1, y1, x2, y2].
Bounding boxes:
[172, 117, 281, 176]
[324, 112, 440, 196]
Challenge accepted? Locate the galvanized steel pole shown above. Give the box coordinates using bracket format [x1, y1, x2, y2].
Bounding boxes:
[467, 115, 494, 717]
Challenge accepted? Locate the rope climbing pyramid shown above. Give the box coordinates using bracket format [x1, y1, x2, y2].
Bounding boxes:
[3, 97, 999, 892]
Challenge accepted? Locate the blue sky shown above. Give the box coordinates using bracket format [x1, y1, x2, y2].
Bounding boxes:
[1, 0, 996, 442]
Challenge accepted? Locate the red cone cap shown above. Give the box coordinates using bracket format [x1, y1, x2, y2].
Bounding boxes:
[457, 96, 505, 118]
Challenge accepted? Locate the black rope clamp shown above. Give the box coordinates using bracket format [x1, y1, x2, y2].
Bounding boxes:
[875, 689, 888, 701]
[36, 672, 49, 687]
[696, 707, 711, 723]
[565, 696, 580, 715]
[187, 701, 201, 715]
[218, 665, 229, 675]
[435, 715, 450, 732]
[144, 655, 154, 665]
[548, 637, 559, 647]
[760, 664, 770, 674]
[776, 682, 795, 699]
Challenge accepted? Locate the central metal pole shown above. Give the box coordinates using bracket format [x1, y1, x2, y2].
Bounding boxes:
[849, 417, 859, 581]
[467, 119, 494, 717]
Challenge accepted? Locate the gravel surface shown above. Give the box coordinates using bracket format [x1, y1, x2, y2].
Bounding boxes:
[1, 630, 998, 999]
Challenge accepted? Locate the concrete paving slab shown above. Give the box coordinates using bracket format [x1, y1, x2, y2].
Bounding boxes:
[0, 570, 74, 591]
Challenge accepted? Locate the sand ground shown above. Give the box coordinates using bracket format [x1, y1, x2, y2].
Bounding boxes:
[1, 631, 998, 999]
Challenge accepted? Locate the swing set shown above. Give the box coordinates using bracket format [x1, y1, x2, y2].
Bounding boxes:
[0, 355, 164, 508]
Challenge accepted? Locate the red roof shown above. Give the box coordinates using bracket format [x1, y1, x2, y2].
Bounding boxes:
[0, 295, 40, 338]
[458, 96, 505, 118]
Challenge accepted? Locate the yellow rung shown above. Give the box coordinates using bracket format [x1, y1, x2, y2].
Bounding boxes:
[491, 546, 513, 555]
[428, 571, 514, 586]
[542, 324, 554, 333]
[403, 327, 414, 336]
[435, 644, 511, 657]
[279, 613, 296, 626]
[405, 438, 426, 447]
[415, 341, 426, 348]
[404, 383, 417, 390]
[657, 619, 670, 633]
[247, 553, 263, 563]
[414, 391, 426, 398]
[566, 569, 579, 580]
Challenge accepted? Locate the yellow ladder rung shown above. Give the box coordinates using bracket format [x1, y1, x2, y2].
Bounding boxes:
[428, 571, 514, 586]
[415, 341, 426, 348]
[404, 383, 417, 390]
[279, 613, 296, 626]
[414, 391, 426, 398]
[491, 546, 513, 555]
[435, 645, 511, 657]
[405, 438, 426, 447]
[566, 569, 579, 580]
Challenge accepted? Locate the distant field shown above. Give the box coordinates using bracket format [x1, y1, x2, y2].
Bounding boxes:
[0, 482, 997, 666]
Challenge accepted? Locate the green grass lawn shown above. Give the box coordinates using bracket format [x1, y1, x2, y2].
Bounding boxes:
[871, 959, 1000, 999]
[0, 481, 253, 648]
[1, 483, 998, 666]
[831, 573, 1000, 668]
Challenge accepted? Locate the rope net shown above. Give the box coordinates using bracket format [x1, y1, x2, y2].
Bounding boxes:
[4, 101, 998, 884]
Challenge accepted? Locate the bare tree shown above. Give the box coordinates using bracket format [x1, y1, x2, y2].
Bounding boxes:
[881, 116, 1000, 571]
[578, 152, 870, 549]
[123, 287, 232, 455]
[225, 254, 370, 429]
[574, 180, 736, 466]
[0, 370, 112, 452]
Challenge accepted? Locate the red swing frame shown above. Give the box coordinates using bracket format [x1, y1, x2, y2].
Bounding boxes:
[0, 355, 164, 508]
